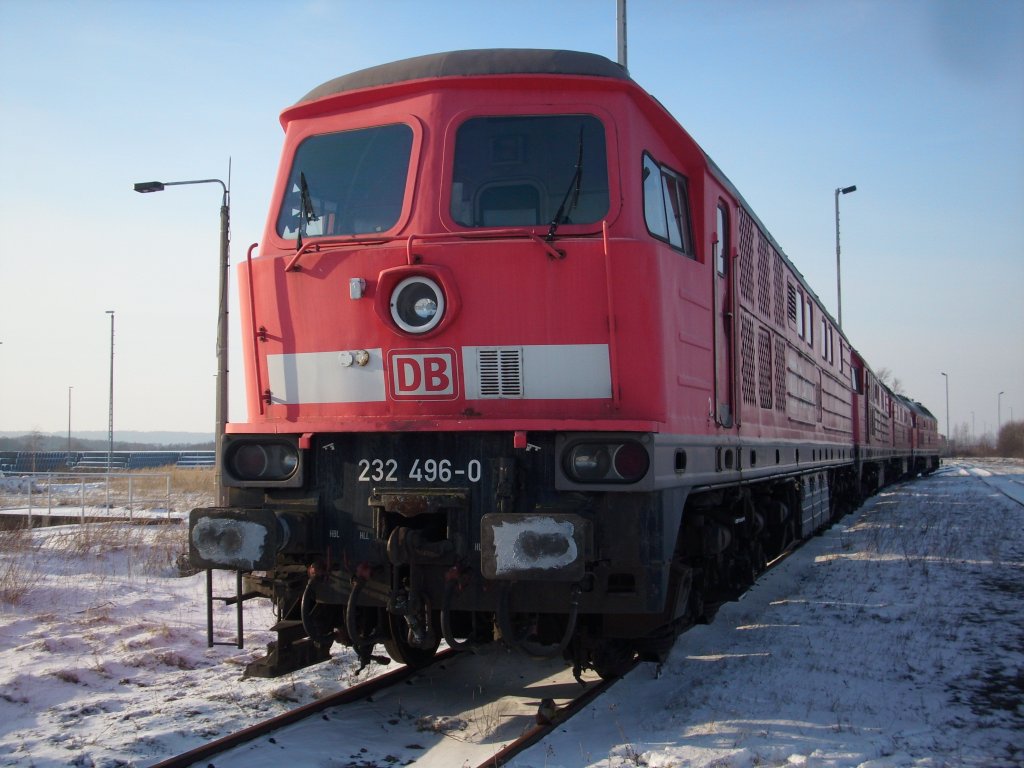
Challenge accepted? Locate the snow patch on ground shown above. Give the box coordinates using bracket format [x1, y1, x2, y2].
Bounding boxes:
[1, 459, 1022, 767]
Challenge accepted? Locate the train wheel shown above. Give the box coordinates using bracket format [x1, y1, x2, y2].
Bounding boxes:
[383, 609, 441, 668]
[768, 516, 796, 559]
[753, 541, 767, 575]
[591, 639, 636, 680]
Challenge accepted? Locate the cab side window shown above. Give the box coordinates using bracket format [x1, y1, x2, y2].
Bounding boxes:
[716, 203, 729, 275]
[642, 153, 694, 258]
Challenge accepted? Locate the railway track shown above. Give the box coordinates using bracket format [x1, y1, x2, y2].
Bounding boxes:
[149, 476, 925, 768]
[148, 647, 612, 768]
[959, 461, 1024, 507]
[149, 530, 802, 768]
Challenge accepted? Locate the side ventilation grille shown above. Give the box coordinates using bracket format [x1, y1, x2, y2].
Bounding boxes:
[477, 347, 524, 398]
[740, 316, 756, 407]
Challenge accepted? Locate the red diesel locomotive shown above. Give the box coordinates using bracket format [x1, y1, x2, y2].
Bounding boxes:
[189, 49, 939, 679]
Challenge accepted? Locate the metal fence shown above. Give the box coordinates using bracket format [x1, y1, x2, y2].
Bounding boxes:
[0, 470, 177, 523]
[0, 450, 214, 473]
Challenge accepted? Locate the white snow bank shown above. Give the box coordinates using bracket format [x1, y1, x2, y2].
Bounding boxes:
[0, 459, 1021, 768]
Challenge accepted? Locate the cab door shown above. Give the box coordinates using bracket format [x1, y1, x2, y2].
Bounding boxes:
[712, 201, 734, 427]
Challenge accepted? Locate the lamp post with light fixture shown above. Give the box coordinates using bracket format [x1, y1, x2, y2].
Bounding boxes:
[106, 310, 115, 471]
[835, 185, 856, 328]
[941, 372, 950, 453]
[133, 176, 230, 504]
[67, 385, 73, 460]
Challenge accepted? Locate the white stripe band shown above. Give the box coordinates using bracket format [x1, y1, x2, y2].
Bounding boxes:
[267, 349, 386, 404]
[266, 343, 611, 404]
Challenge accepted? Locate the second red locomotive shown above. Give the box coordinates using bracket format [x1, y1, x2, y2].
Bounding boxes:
[189, 49, 939, 679]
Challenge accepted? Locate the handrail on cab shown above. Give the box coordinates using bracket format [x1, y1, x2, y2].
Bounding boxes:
[245, 243, 265, 415]
[284, 228, 571, 272]
[404, 230, 565, 264]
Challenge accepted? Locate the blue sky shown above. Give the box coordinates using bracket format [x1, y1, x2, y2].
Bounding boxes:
[1, 0, 1021, 439]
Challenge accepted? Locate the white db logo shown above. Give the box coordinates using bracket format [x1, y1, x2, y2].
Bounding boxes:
[388, 349, 458, 400]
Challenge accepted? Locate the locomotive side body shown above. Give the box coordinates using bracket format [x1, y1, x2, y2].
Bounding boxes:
[905, 397, 941, 475]
[189, 50, 932, 678]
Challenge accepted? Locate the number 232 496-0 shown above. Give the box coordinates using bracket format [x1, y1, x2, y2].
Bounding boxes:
[357, 458, 483, 483]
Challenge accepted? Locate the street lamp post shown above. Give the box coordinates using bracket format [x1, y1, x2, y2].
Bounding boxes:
[834, 184, 857, 329]
[941, 371, 950, 453]
[67, 385, 73, 459]
[134, 176, 230, 505]
[999, 391, 1005, 433]
[617, 0, 628, 69]
[105, 310, 115, 472]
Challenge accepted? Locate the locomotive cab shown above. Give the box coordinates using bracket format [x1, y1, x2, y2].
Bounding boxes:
[190, 50, 689, 679]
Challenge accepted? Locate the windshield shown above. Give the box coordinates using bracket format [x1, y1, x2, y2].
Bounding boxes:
[450, 115, 608, 228]
[276, 123, 413, 239]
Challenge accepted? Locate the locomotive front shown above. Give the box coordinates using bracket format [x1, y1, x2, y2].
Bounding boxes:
[189, 51, 677, 678]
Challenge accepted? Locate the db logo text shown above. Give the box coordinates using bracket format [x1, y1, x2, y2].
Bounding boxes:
[387, 349, 459, 400]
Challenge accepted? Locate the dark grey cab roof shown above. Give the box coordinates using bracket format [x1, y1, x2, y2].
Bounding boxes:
[297, 49, 630, 104]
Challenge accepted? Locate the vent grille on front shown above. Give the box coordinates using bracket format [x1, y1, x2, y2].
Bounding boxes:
[477, 347, 524, 398]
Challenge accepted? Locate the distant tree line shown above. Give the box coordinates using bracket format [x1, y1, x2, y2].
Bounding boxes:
[947, 421, 1024, 459]
[0, 432, 214, 452]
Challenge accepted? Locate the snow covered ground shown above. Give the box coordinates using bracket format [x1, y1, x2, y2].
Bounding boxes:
[0, 458, 1021, 768]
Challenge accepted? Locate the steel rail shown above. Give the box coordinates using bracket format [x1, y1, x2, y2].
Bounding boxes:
[470, 665, 631, 768]
[147, 648, 457, 768]
[962, 462, 1024, 508]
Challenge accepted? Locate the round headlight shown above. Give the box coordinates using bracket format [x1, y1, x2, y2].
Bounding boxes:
[390, 276, 445, 333]
[565, 445, 611, 482]
[563, 440, 649, 484]
[612, 442, 650, 482]
[233, 444, 268, 479]
[227, 441, 299, 482]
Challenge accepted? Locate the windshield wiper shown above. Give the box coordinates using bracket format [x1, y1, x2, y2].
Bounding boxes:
[546, 126, 585, 242]
[296, 171, 320, 251]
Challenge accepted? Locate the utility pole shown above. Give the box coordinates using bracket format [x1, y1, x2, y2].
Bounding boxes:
[106, 310, 115, 470]
[834, 185, 856, 328]
[617, 0, 628, 70]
